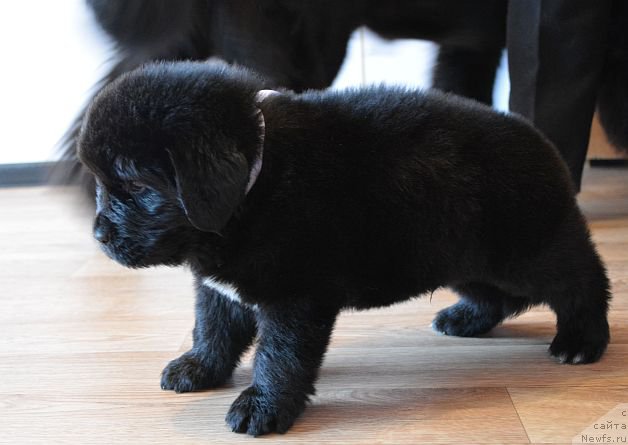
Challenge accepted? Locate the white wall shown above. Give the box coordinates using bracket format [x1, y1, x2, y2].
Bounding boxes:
[333, 28, 510, 110]
[0, 0, 112, 164]
[0, 7, 509, 165]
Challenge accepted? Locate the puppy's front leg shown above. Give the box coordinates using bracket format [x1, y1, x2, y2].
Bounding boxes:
[226, 303, 338, 436]
[161, 281, 257, 392]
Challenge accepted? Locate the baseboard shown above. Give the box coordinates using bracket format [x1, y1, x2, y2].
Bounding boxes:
[0, 162, 71, 187]
[589, 158, 628, 167]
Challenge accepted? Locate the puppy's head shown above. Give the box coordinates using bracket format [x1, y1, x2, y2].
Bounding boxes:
[77, 61, 265, 267]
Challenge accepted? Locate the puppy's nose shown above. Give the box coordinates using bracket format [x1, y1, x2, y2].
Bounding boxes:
[94, 213, 112, 244]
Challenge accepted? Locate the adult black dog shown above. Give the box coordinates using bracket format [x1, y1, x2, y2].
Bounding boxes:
[77, 62, 610, 436]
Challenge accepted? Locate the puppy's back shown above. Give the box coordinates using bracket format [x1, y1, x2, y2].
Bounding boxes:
[260, 86, 578, 270]
[267, 86, 573, 203]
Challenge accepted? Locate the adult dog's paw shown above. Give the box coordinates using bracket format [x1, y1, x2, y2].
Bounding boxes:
[160, 351, 226, 393]
[225, 386, 306, 436]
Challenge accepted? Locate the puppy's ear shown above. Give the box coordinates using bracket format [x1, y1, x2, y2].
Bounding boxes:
[167, 141, 249, 233]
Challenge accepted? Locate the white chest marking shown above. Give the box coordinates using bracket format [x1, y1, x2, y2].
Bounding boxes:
[202, 276, 241, 303]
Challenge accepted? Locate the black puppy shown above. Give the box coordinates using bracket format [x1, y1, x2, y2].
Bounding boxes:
[77, 61, 611, 436]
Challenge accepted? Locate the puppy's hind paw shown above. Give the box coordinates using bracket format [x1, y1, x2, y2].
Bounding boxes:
[432, 302, 499, 337]
[549, 331, 609, 365]
[226, 386, 306, 436]
[160, 351, 227, 393]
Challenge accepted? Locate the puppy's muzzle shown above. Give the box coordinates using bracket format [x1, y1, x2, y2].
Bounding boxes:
[93, 213, 113, 244]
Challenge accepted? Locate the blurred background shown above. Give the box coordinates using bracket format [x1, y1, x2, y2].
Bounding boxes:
[0, 0, 109, 164]
[0, 0, 510, 167]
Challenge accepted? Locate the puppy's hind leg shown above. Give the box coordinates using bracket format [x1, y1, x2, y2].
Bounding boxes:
[161, 282, 257, 393]
[432, 283, 533, 337]
[544, 239, 611, 364]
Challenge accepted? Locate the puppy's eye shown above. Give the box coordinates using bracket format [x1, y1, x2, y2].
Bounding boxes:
[127, 181, 147, 194]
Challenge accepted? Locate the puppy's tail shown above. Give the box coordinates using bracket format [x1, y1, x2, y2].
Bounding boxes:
[596, 1, 628, 152]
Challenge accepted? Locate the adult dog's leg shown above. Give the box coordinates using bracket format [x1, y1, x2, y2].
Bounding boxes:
[433, 282, 532, 337]
[432, 46, 503, 105]
[226, 303, 338, 436]
[161, 282, 257, 393]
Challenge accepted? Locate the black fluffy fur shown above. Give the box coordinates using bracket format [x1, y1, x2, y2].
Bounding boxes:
[56, 0, 507, 191]
[77, 61, 611, 436]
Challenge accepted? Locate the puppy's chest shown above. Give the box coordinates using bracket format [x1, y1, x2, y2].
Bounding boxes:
[201, 276, 258, 309]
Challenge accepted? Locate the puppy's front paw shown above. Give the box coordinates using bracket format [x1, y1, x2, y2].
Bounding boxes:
[225, 386, 306, 436]
[161, 351, 226, 393]
[549, 330, 609, 364]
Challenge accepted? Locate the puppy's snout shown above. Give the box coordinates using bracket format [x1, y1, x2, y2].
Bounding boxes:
[94, 213, 113, 244]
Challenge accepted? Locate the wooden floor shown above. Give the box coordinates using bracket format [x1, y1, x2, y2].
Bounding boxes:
[1, 166, 627, 444]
